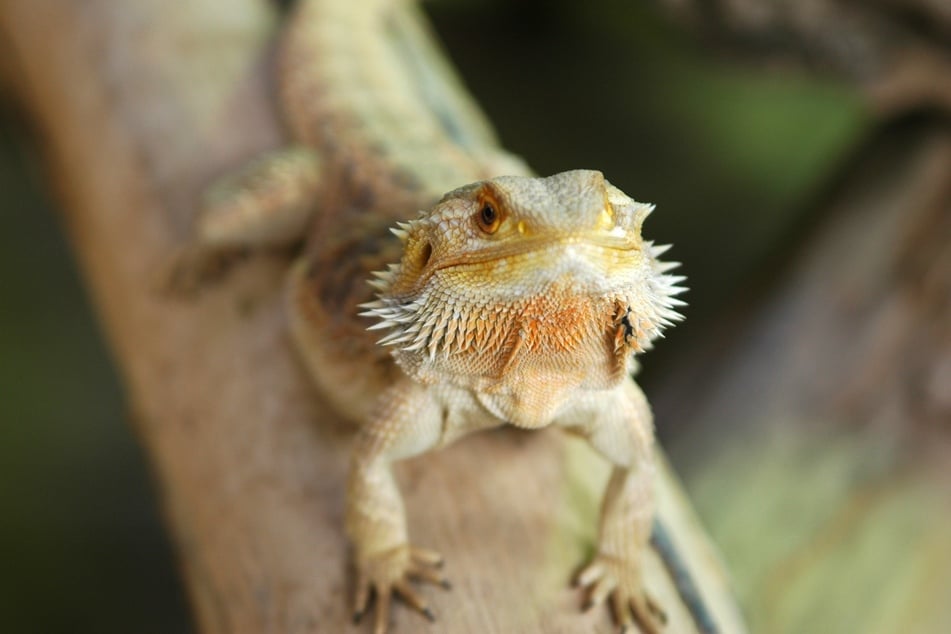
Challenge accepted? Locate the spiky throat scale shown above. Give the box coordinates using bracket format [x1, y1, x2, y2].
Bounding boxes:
[362, 241, 685, 393]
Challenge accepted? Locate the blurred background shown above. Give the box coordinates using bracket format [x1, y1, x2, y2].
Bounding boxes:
[1, 0, 948, 632]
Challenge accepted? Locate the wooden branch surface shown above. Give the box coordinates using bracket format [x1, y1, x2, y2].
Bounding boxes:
[0, 1, 744, 632]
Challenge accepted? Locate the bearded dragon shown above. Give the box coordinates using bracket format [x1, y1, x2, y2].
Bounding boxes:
[346, 172, 685, 634]
[176, 1, 721, 633]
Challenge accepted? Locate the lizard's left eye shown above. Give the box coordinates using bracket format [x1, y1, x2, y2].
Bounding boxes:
[477, 203, 501, 234]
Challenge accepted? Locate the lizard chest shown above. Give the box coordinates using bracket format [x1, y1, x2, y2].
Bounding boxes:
[394, 291, 629, 426]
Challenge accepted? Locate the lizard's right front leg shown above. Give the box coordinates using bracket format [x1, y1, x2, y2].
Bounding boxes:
[346, 378, 449, 634]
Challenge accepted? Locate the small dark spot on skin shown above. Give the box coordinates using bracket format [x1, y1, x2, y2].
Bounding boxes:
[620, 308, 635, 340]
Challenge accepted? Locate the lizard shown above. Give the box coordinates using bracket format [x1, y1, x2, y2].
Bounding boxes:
[348, 172, 685, 634]
[176, 0, 690, 632]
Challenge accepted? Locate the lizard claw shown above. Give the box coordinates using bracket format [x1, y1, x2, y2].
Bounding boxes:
[353, 544, 449, 633]
[576, 554, 666, 634]
[160, 243, 248, 298]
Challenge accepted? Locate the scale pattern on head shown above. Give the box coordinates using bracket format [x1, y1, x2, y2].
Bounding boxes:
[360, 170, 686, 387]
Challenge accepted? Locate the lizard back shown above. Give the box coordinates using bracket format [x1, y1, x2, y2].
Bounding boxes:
[281, 0, 527, 422]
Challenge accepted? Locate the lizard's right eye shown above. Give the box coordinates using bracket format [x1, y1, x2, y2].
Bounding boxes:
[476, 203, 501, 234]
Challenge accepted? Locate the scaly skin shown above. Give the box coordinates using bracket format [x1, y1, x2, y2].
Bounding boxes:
[279, 0, 529, 425]
[185, 1, 686, 632]
[354, 172, 684, 634]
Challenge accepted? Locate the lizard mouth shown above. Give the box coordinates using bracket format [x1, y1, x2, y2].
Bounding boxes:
[431, 234, 642, 273]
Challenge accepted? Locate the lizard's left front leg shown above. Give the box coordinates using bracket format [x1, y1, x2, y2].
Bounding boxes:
[561, 380, 667, 634]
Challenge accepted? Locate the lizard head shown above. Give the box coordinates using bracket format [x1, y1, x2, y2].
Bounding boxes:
[360, 170, 686, 389]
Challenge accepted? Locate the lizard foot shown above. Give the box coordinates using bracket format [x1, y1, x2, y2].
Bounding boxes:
[576, 554, 667, 634]
[160, 244, 248, 298]
[353, 544, 449, 634]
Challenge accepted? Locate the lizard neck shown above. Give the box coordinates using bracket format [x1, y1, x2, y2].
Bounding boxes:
[391, 290, 632, 428]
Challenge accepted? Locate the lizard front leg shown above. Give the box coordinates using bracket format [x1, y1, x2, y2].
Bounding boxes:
[166, 146, 323, 293]
[196, 146, 322, 249]
[561, 380, 666, 634]
[346, 378, 452, 634]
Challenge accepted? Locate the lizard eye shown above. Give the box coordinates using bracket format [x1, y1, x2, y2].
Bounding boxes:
[477, 203, 501, 234]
